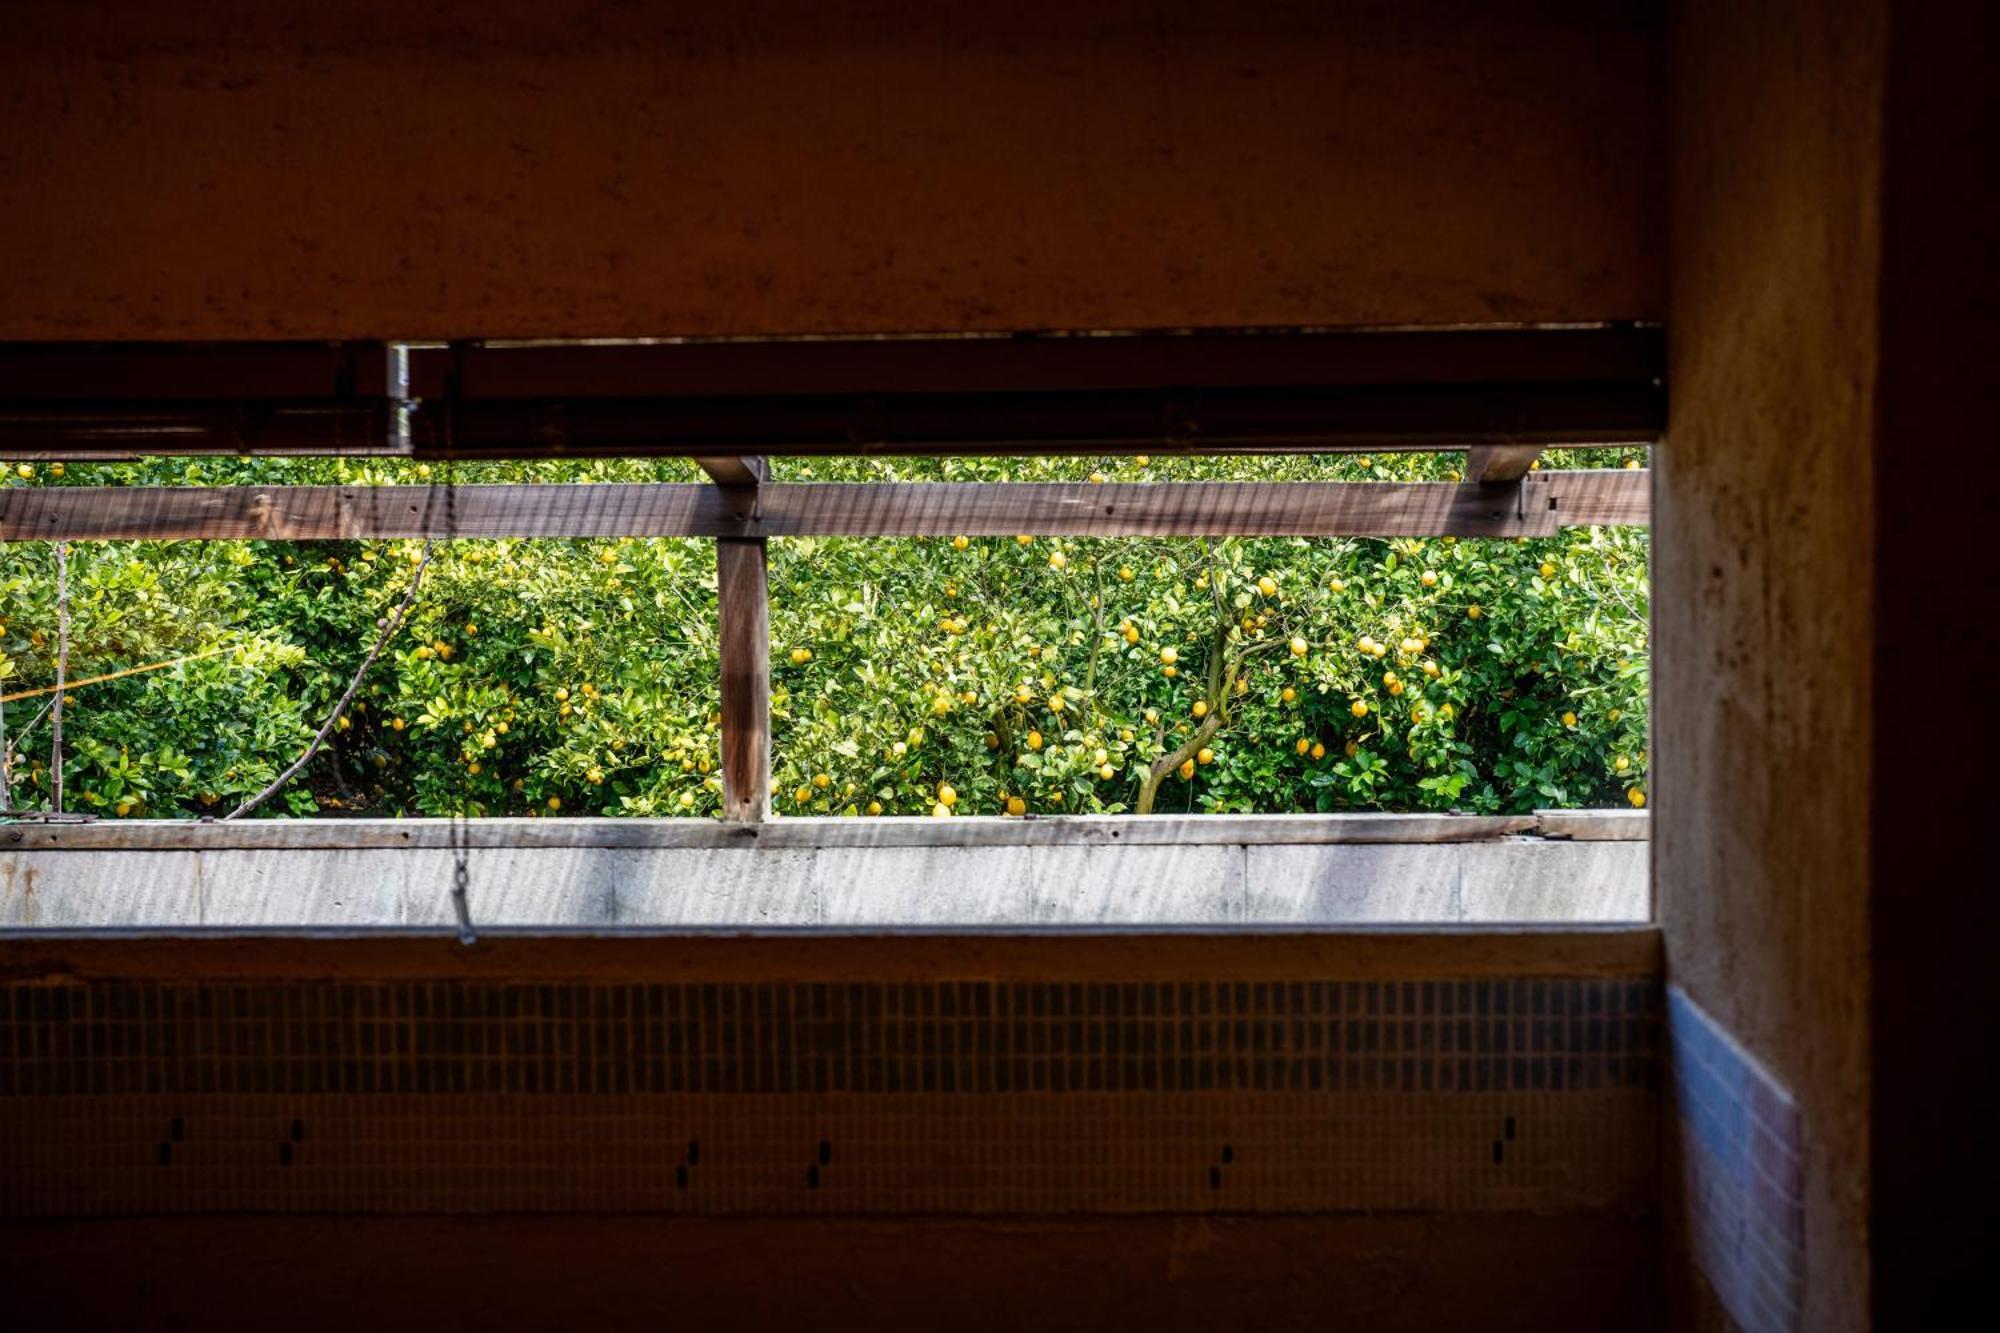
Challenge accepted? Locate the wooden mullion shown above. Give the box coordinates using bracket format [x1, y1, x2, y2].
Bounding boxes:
[716, 537, 771, 823]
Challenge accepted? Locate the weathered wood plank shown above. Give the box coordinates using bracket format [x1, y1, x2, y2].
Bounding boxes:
[716, 538, 771, 823]
[1532, 808, 1651, 841]
[1, 810, 1650, 852]
[0, 472, 1650, 542]
[1465, 445, 1545, 484]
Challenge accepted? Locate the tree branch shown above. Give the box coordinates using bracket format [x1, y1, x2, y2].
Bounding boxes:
[224, 541, 434, 820]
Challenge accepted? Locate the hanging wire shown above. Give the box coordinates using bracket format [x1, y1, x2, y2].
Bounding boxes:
[50, 541, 69, 813]
[440, 396, 477, 947]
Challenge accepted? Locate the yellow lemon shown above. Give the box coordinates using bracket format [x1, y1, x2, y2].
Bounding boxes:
[1178, 758, 1196, 780]
[1159, 646, 1178, 666]
[931, 802, 953, 818]
[1629, 787, 1647, 809]
[1089, 471, 1107, 484]
[1192, 701, 1208, 719]
[1257, 576, 1278, 597]
[790, 647, 812, 665]
[1027, 730, 1044, 750]
[1281, 687, 1297, 703]
[1296, 738, 1312, 755]
[1562, 712, 1577, 728]
[1467, 604, 1482, 619]
[1049, 551, 1068, 570]
[1196, 747, 1215, 766]
[1614, 756, 1630, 772]
[1311, 741, 1327, 760]
[1420, 570, 1438, 587]
[1350, 700, 1369, 718]
[1098, 763, 1115, 780]
[1016, 534, 1034, 546]
[938, 783, 958, 807]
[1539, 562, 1557, 579]
[1289, 637, 1308, 657]
[1118, 566, 1135, 582]
[952, 535, 970, 550]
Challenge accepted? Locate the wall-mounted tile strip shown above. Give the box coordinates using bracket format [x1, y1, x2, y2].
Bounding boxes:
[1, 976, 1661, 1218]
[1668, 986, 1804, 1332]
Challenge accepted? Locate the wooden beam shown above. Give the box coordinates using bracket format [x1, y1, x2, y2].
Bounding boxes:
[715, 538, 771, 823]
[411, 328, 1663, 457]
[0, 343, 410, 457]
[0, 472, 1650, 543]
[1465, 446, 1544, 484]
[420, 385, 1660, 458]
[693, 455, 768, 488]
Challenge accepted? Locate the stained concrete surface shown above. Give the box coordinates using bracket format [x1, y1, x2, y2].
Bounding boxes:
[1, 828, 1645, 927]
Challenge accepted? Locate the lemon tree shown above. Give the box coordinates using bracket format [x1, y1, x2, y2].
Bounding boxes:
[2, 450, 1647, 817]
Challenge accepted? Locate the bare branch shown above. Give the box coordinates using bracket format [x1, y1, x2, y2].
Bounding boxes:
[224, 541, 435, 820]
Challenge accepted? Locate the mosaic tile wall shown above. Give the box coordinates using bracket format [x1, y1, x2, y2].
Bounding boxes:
[1, 977, 1662, 1217]
[1668, 986, 1805, 1332]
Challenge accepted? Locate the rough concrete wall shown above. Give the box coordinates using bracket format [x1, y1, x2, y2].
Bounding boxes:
[0, 0, 1664, 338]
[1660, 0, 1882, 1325]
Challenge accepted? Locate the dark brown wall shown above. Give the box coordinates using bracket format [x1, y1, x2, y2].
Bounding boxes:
[7, 1215, 1657, 1333]
[0, 933, 1664, 1331]
[1870, 1, 2000, 1321]
[1660, 0, 1881, 1326]
[0, 0, 1664, 338]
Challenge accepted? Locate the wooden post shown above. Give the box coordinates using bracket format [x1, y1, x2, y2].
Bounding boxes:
[716, 537, 770, 823]
[1465, 445, 1544, 484]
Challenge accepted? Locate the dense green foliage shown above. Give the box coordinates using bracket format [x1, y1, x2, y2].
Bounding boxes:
[0, 450, 1648, 819]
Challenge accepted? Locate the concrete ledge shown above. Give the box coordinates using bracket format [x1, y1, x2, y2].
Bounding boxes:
[0, 813, 1646, 929]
